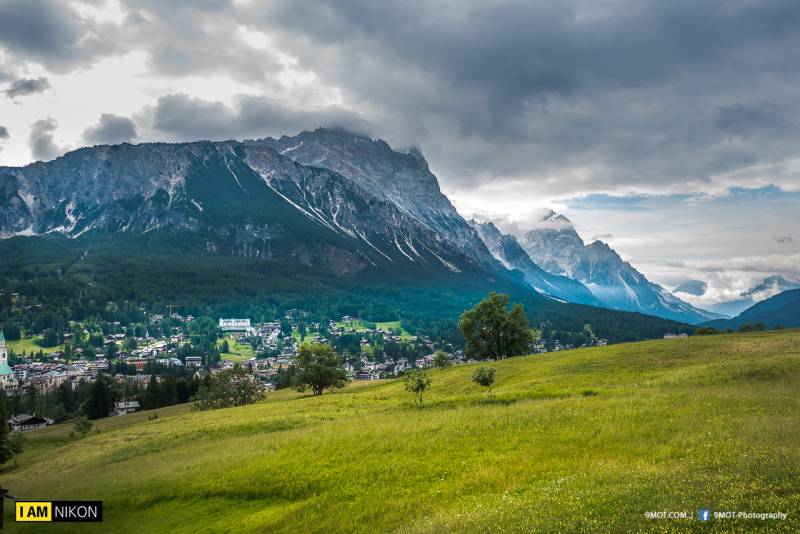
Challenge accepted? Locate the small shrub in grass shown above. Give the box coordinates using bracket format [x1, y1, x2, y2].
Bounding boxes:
[404, 369, 432, 407]
[582, 389, 599, 397]
[472, 367, 496, 398]
[694, 327, 719, 336]
[74, 416, 93, 439]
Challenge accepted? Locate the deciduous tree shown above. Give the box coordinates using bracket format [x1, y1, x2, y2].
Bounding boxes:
[192, 366, 264, 410]
[459, 292, 532, 360]
[294, 343, 348, 396]
[432, 349, 453, 369]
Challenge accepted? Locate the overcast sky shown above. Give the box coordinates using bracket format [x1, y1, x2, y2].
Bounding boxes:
[0, 0, 798, 305]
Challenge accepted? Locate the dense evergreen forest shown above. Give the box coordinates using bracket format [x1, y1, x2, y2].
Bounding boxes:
[0, 235, 693, 346]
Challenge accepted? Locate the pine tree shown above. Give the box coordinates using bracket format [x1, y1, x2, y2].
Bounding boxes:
[0, 390, 12, 465]
[143, 376, 161, 409]
[160, 375, 178, 406]
[86, 376, 114, 419]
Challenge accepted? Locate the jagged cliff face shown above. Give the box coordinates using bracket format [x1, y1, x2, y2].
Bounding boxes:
[470, 220, 598, 305]
[521, 212, 586, 278]
[520, 211, 722, 323]
[254, 128, 500, 272]
[0, 131, 503, 280]
[0, 127, 722, 323]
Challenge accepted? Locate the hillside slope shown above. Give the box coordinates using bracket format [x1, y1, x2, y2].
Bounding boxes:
[2, 331, 798, 532]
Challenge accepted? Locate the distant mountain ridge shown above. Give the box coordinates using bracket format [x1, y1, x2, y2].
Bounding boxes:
[703, 288, 800, 330]
[469, 220, 599, 305]
[697, 275, 800, 317]
[518, 211, 722, 324]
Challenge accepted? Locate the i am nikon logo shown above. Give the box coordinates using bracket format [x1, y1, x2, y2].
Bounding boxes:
[16, 501, 103, 523]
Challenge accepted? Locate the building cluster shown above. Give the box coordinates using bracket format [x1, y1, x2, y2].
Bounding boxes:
[1, 309, 618, 433]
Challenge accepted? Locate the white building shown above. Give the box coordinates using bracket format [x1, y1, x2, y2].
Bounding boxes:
[114, 401, 141, 416]
[185, 356, 203, 368]
[219, 318, 251, 331]
[9, 414, 53, 431]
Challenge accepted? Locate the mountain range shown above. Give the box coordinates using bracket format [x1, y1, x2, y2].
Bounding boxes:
[702, 288, 800, 330]
[0, 127, 723, 325]
[0, 132, 507, 282]
[515, 211, 722, 323]
[469, 220, 599, 305]
[674, 275, 800, 317]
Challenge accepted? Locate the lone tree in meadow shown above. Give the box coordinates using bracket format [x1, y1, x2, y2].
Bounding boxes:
[459, 292, 532, 360]
[404, 369, 432, 407]
[74, 416, 93, 439]
[432, 349, 453, 369]
[294, 343, 348, 396]
[472, 367, 497, 397]
[192, 366, 264, 410]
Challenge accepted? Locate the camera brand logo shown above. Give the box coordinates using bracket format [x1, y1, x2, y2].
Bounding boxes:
[16, 501, 103, 523]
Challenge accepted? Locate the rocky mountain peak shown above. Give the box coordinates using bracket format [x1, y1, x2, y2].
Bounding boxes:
[519, 211, 721, 323]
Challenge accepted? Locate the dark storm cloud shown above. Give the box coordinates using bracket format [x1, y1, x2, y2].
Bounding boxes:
[773, 236, 793, 244]
[116, 1, 284, 82]
[82, 114, 138, 145]
[238, 0, 800, 195]
[714, 103, 797, 139]
[0, 0, 116, 71]
[143, 93, 371, 142]
[28, 117, 66, 162]
[3, 0, 800, 199]
[3, 77, 50, 99]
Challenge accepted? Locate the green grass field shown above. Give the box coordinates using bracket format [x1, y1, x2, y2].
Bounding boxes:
[2, 331, 799, 532]
[4, 337, 64, 355]
[336, 319, 413, 340]
[218, 336, 255, 362]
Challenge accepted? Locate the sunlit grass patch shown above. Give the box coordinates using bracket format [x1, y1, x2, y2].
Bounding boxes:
[2, 330, 798, 532]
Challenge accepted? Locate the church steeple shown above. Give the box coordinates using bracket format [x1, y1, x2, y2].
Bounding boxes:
[0, 328, 12, 382]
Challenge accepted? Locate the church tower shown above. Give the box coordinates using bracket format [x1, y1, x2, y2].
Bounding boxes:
[0, 330, 7, 365]
[0, 331, 16, 392]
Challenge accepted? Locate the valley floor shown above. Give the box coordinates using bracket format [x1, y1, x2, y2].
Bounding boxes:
[2, 331, 799, 532]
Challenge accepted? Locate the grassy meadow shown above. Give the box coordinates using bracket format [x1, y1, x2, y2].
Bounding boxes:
[336, 318, 414, 340]
[1, 330, 799, 532]
[218, 336, 256, 363]
[5, 337, 64, 356]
